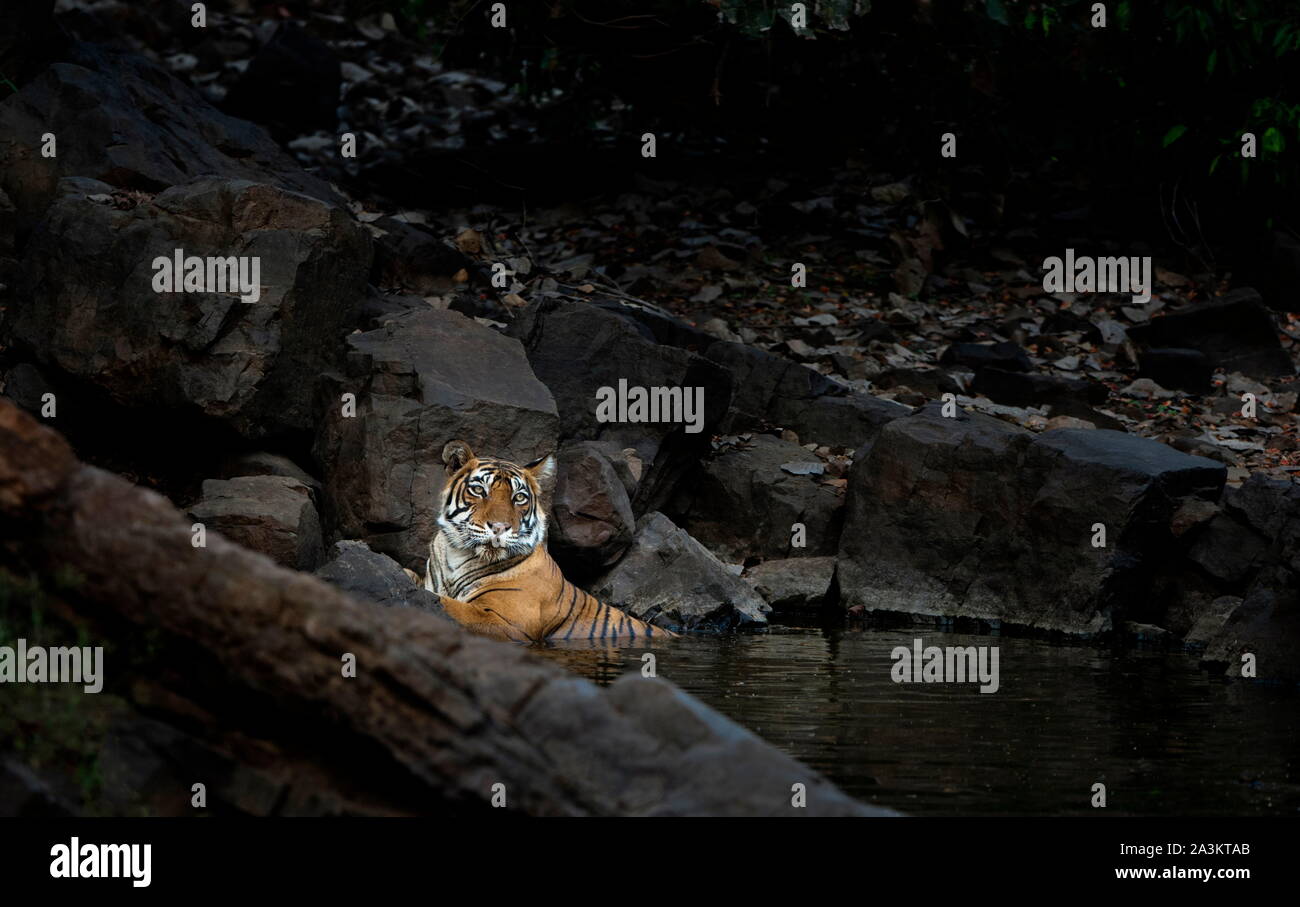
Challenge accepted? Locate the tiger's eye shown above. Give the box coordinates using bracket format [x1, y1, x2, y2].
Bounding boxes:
[514, 493, 528, 505]
[468, 484, 485, 497]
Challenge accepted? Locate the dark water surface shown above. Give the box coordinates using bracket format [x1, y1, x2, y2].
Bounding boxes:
[536, 624, 1300, 816]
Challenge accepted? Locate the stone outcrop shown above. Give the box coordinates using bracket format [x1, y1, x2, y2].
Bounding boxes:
[189, 474, 324, 571]
[0, 399, 890, 817]
[10, 176, 371, 437]
[837, 406, 1226, 634]
[588, 512, 771, 632]
[670, 435, 843, 560]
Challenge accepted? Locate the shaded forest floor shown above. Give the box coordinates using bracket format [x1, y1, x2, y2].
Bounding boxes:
[62, 0, 1300, 483]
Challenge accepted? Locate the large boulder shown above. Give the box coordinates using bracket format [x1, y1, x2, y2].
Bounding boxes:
[315, 540, 446, 614]
[703, 341, 908, 449]
[218, 452, 323, 500]
[1126, 288, 1292, 378]
[548, 441, 636, 576]
[314, 307, 559, 570]
[508, 297, 732, 515]
[189, 475, 324, 571]
[9, 176, 371, 437]
[587, 512, 771, 632]
[744, 556, 837, 611]
[837, 407, 1225, 634]
[0, 42, 338, 231]
[669, 435, 843, 560]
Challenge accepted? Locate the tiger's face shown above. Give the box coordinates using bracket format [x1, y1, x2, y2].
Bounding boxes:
[436, 440, 556, 559]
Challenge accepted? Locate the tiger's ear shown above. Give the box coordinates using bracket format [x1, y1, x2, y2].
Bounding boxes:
[524, 452, 557, 497]
[442, 440, 475, 474]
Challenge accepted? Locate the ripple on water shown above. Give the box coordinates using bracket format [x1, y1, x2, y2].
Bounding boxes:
[536, 624, 1300, 816]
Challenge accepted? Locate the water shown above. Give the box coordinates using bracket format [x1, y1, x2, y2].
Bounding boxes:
[536, 622, 1300, 816]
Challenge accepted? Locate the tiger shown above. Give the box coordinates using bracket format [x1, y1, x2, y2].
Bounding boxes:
[423, 440, 675, 643]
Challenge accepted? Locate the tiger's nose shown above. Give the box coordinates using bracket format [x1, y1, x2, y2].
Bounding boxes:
[489, 521, 511, 536]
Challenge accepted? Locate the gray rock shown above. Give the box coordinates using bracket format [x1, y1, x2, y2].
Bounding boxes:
[744, 556, 837, 610]
[11, 177, 370, 438]
[0, 43, 338, 231]
[670, 435, 842, 560]
[548, 441, 636, 575]
[314, 307, 558, 570]
[1183, 595, 1244, 650]
[0, 363, 55, 416]
[704, 340, 908, 449]
[1127, 288, 1292, 378]
[1187, 514, 1269, 587]
[972, 368, 1107, 408]
[315, 540, 446, 615]
[189, 475, 324, 571]
[1201, 585, 1300, 683]
[0, 757, 76, 817]
[939, 341, 1032, 373]
[219, 452, 322, 499]
[509, 298, 731, 515]
[837, 407, 1225, 634]
[370, 216, 470, 295]
[587, 512, 771, 632]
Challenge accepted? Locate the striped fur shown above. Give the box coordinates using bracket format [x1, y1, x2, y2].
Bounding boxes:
[423, 440, 673, 644]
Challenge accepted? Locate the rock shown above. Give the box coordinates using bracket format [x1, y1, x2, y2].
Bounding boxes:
[940, 341, 1032, 373]
[10, 177, 371, 438]
[744, 557, 837, 610]
[1201, 585, 1300, 683]
[1222, 473, 1300, 555]
[508, 298, 731, 515]
[0, 757, 76, 817]
[1187, 514, 1269, 587]
[1137, 348, 1212, 393]
[1123, 621, 1171, 644]
[218, 452, 322, 498]
[1127, 288, 1292, 378]
[1119, 378, 1177, 400]
[0, 362, 56, 416]
[1183, 595, 1244, 649]
[370, 216, 471, 295]
[972, 368, 1106, 408]
[837, 406, 1226, 634]
[314, 307, 558, 570]
[590, 297, 718, 350]
[669, 435, 843, 561]
[1045, 414, 1096, 431]
[1170, 498, 1220, 537]
[0, 400, 888, 815]
[222, 23, 341, 141]
[189, 475, 324, 571]
[704, 341, 908, 449]
[0, 43, 337, 230]
[548, 441, 636, 576]
[315, 540, 446, 614]
[587, 512, 771, 632]
[873, 366, 962, 397]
